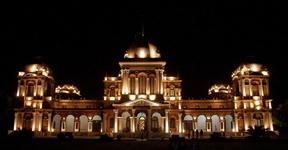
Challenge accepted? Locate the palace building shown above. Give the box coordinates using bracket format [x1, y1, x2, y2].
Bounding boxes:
[13, 35, 273, 138]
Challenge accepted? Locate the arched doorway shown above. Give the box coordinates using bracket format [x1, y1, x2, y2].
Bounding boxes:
[92, 115, 102, 132]
[225, 115, 233, 132]
[66, 115, 75, 132]
[23, 113, 33, 130]
[121, 111, 131, 132]
[136, 112, 146, 131]
[52, 115, 61, 132]
[197, 115, 206, 131]
[184, 115, 193, 132]
[79, 115, 88, 132]
[151, 112, 161, 132]
[211, 115, 220, 132]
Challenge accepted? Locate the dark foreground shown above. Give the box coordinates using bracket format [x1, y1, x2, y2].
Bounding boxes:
[1, 138, 288, 150]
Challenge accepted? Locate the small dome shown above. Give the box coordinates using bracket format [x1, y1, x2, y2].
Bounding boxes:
[232, 63, 269, 78]
[124, 36, 161, 59]
[55, 84, 81, 96]
[24, 64, 52, 77]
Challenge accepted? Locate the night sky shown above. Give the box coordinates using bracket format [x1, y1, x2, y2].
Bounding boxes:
[1, 7, 288, 106]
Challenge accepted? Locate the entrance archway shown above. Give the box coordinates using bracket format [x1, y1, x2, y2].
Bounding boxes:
[136, 112, 146, 131]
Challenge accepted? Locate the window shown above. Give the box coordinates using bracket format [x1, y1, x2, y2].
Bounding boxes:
[27, 82, 34, 96]
[139, 75, 146, 94]
[149, 75, 155, 94]
[130, 76, 136, 94]
[151, 117, 159, 130]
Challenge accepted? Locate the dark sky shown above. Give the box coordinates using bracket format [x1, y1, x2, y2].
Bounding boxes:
[1, 7, 288, 106]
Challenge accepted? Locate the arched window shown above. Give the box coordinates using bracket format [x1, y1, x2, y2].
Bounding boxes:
[184, 115, 193, 131]
[27, 82, 34, 96]
[262, 79, 269, 96]
[110, 86, 115, 97]
[149, 74, 155, 94]
[245, 80, 250, 96]
[252, 80, 260, 96]
[151, 117, 159, 131]
[92, 115, 102, 132]
[139, 74, 146, 94]
[129, 75, 136, 94]
[170, 85, 175, 96]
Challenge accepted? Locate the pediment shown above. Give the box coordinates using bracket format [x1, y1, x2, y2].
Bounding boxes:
[113, 99, 166, 107]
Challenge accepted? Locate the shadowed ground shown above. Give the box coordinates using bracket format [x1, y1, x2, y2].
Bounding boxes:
[1, 138, 288, 150]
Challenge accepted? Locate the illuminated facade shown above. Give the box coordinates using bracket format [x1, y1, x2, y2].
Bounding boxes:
[13, 36, 273, 137]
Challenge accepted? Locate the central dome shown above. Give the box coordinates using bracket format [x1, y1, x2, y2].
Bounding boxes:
[124, 36, 161, 59]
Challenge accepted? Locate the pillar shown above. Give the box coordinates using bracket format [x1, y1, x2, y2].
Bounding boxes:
[38, 113, 43, 132]
[268, 112, 273, 131]
[260, 79, 264, 96]
[135, 78, 139, 95]
[88, 120, 92, 132]
[32, 112, 36, 131]
[242, 79, 246, 96]
[234, 113, 239, 132]
[250, 112, 254, 127]
[103, 113, 107, 133]
[156, 69, 159, 94]
[14, 112, 18, 130]
[160, 69, 164, 94]
[244, 113, 248, 131]
[165, 110, 169, 133]
[48, 113, 52, 132]
[146, 78, 150, 95]
[178, 113, 182, 133]
[114, 109, 118, 133]
[148, 109, 151, 133]
[21, 113, 24, 130]
[161, 117, 165, 132]
[249, 79, 252, 96]
[132, 109, 135, 132]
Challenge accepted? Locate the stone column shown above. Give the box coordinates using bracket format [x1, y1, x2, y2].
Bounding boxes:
[17, 80, 20, 97]
[268, 112, 273, 131]
[178, 113, 182, 133]
[135, 78, 139, 95]
[32, 112, 36, 131]
[88, 120, 92, 132]
[114, 109, 118, 133]
[244, 113, 248, 130]
[160, 69, 164, 94]
[21, 113, 24, 130]
[156, 69, 159, 94]
[38, 113, 43, 132]
[165, 110, 169, 133]
[260, 79, 264, 96]
[48, 113, 52, 132]
[249, 79, 252, 96]
[14, 112, 18, 130]
[234, 113, 239, 132]
[103, 113, 107, 133]
[148, 109, 151, 133]
[242, 79, 246, 96]
[146, 78, 150, 95]
[250, 112, 254, 127]
[132, 109, 135, 132]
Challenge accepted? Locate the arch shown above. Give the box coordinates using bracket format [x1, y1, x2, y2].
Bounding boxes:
[225, 115, 233, 132]
[52, 115, 61, 132]
[27, 81, 35, 96]
[129, 74, 136, 94]
[149, 74, 156, 94]
[138, 72, 147, 94]
[79, 115, 88, 132]
[136, 112, 146, 119]
[23, 113, 33, 130]
[121, 111, 131, 132]
[253, 113, 264, 126]
[211, 115, 220, 132]
[252, 80, 260, 96]
[184, 115, 193, 131]
[92, 115, 102, 132]
[197, 115, 206, 131]
[66, 115, 75, 132]
[136, 112, 146, 131]
[152, 112, 161, 125]
[152, 112, 161, 131]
